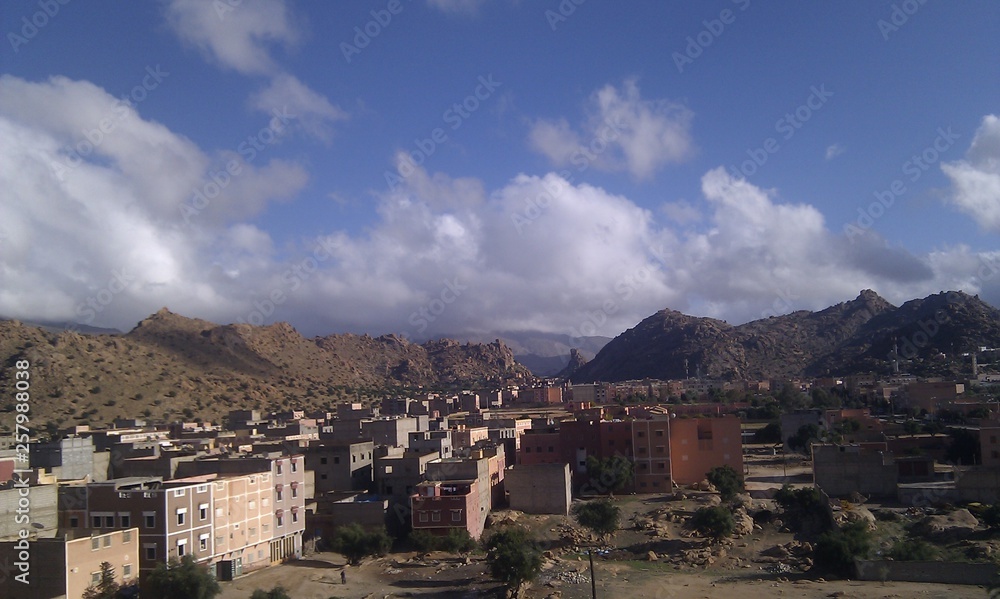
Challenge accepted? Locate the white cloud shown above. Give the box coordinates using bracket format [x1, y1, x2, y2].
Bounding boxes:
[164, 0, 299, 75]
[2, 75, 997, 338]
[825, 143, 846, 160]
[529, 79, 694, 179]
[426, 0, 488, 15]
[249, 74, 349, 142]
[943, 115, 1000, 230]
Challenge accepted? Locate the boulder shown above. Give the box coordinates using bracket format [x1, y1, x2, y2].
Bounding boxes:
[647, 550, 658, 561]
[914, 508, 979, 541]
[834, 505, 877, 531]
[733, 507, 755, 537]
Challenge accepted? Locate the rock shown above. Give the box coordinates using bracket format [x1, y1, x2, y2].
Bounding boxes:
[834, 505, 877, 531]
[647, 550, 658, 561]
[733, 507, 755, 537]
[914, 508, 979, 541]
[762, 544, 790, 558]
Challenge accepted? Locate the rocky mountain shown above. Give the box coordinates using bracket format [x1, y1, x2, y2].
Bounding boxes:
[0, 309, 534, 433]
[457, 331, 611, 376]
[570, 290, 1000, 383]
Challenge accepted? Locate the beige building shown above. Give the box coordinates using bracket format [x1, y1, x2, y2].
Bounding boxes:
[0, 527, 139, 599]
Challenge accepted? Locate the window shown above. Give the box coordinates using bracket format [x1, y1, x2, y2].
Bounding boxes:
[418, 512, 428, 523]
[199, 534, 209, 552]
[525, 447, 531, 453]
[92, 537, 100, 551]
[277, 514, 284, 528]
[320, 457, 328, 465]
[248, 500, 256, 510]
[451, 509, 462, 522]
[655, 429, 664, 437]
[291, 487, 298, 498]
[145, 544, 157, 560]
[291, 461, 297, 472]
[120, 514, 130, 528]
[123, 564, 132, 579]
[196, 484, 208, 493]
[199, 504, 209, 520]
[637, 431, 645, 437]
[144, 513, 156, 528]
[92, 572, 101, 585]
[333, 456, 340, 464]
[385, 485, 393, 494]
[657, 462, 665, 470]
[262, 523, 269, 533]
[352, 455, 356, 463]
[177, 539, 187, 557]
[276, 489, 283, 501]
[70, 516, 79, 528]
[215, 506, 224, 517]
[122, 530, 132, 543]
[249, 527, 257, 537]
[104, 515, 115, 528]
[548, 446, 554, 453]
[173, 489, 185, 498]
[176, 508, 187, 526]
[92, 515, 102, 528]
[320, 474, 327, 480]
[431, 511, 441, 522]
[292, 511, 299, 523]
[215, 535, 224, 546]
[384, 465, 392, 474]
[262, 498, 270, 508]
[103, 535, 112, 547]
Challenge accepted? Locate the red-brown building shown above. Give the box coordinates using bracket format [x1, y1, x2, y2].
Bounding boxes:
[668, 416, 743, 485]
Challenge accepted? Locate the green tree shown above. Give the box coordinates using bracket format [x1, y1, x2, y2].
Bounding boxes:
[706, 465, 743, 502]
[146, 555, 221, 599]
[572, 499, 620, 539]
[787, 423, 821, 453]
[483, 528, 543, 598]
[888, 539, 937, 561]
[330, 523, 392, 565]
[82, 562, 120, 599]
[945, 428, 982, 465]
[753, 422, 782, 444]
[585, 454, 634, 496]
[249, 586, 291, 599]
[813, 520, 871, 576]
[691, 505, 735, 541]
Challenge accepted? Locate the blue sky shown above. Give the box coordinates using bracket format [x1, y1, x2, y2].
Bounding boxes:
[2, 0, 999, 339]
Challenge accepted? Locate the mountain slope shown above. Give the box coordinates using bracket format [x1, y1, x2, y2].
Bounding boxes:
[571, 290, 1000, 382]
[0, 310, 534, 433]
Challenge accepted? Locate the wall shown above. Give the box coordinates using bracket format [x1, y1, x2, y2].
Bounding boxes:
[669, 416, 743, 485]
[812, 445, 898, 497]
[505, 463, 571, 515]
[855, 559, 998, 586]
[0, 484, 58, 539]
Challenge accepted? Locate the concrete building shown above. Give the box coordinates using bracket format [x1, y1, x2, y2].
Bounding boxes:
[363, 417, 425, 447]
[29, 436, 99, 481]
[812, 444, 898, 498]
[411, 479, 485, 539]
[0, 483, 58, 540]
[0, 527, 140, 599]
[505, 463, 572, 515]
[669, 416, 743, 485]
[903, 381, 965, 413]
[451, 426, 489, 451]
[408, 430, 453, 459]
[572, 383, 609, 404]
[302, 440, 374, 494]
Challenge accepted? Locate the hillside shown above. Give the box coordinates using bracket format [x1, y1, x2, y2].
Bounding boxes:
[571, 290, 1000, 382]
[0, 309, 534, 433]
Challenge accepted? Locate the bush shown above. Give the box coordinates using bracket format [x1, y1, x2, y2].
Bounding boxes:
[753, 422, 782, 444]
[408, 528, 476, 553]
[329, 523, 392, 565]
[572, 499, 620, 538]
[691, 505, 735, 540]
[249, 587, 291, 599]
[888, 538, 937, 561]
[483, 527, 543, 595]
[146, 555, 220, 599]
[706, 465, 743, 502]
[813, 520, 871, 576]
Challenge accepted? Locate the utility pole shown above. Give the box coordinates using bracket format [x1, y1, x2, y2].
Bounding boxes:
[588, 548, 597, 599]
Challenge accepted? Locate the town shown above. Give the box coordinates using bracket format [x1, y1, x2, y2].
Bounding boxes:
[2, 366, 999, 598]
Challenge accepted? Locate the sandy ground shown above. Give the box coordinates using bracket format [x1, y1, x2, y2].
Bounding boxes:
[215, 552, 988, 599]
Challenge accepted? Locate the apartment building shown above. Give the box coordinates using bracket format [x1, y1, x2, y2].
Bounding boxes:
[668, 416, 743, 485]
[302, 440, 374, 494]
[0, 527, 139, 599]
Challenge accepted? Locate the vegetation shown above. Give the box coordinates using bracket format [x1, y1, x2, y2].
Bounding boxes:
[787, 423, 821, 453]
[888, 538, 938, 561]
[329, 523, 392, 565]
[945, 428, 981, 465]
[691, 505, 735, 540]
[981, 503, 1000, 530]
[145, 555, 221, 599]
[408, 528, 476, 553]
[706, 465, 743, 502]
[585, 454, 634, 496]
[813, 520, 872, 576]
[572, 498, 621, 538]
[774, 484, 831, 532]
[249, 587, 292, 599]
[752, 421, 782, 444]
[483, 527, 543, 598]
[82, 562, 121, 599]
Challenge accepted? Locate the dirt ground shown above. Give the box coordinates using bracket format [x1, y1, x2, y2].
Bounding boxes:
[216, 448, 994, 599]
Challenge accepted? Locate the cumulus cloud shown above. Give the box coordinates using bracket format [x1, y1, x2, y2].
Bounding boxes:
[825, 143, 846, 160]
[165, 0, 347, 141]
[529, 79, 695, 180]
[164, 0, 299, 75]
[426, 0, 488, 15]
[943, 115, 1000, 230]
[2, 75, 997, 338]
